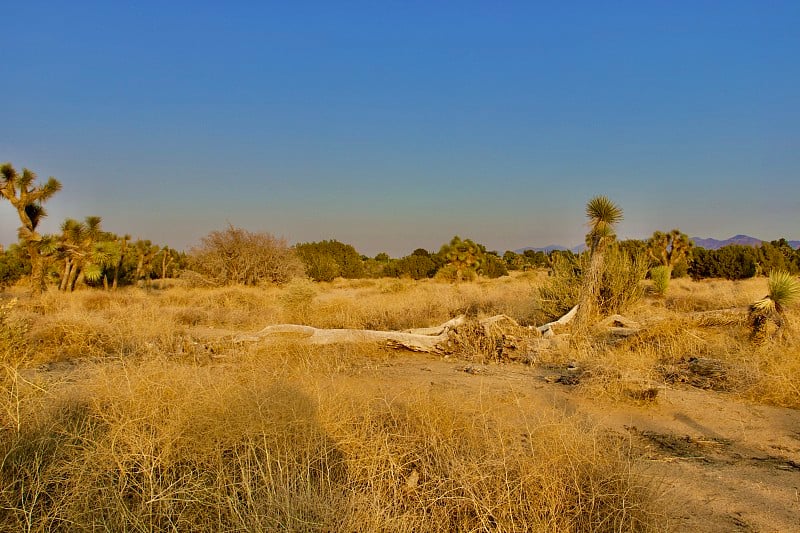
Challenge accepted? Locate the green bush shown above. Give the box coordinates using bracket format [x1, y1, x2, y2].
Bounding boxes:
[435, 264, 476, 283]
[649, 266, 671, 297]
[0, 245, 30, 287]
[689, 245, 758, 280]
[295, 240, 365, 280]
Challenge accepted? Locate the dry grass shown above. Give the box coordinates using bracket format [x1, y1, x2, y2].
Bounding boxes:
[554, 277, 800, 408]
[2, 272, 799, 530]
[0, 348, 663, 531]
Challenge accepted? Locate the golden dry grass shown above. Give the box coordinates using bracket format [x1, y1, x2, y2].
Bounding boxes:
[1, 349, 662, 531]
[1, 272, 798, 530]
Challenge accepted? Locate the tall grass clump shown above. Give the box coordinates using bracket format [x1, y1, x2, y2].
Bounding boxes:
[0, 298, 29, 364]
[281, 278, 318, 323]
[0, 359, 666, 532]
[538, 247, 647, 323]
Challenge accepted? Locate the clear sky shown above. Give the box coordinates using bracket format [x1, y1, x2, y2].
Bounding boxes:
[2, 1, 798, 256]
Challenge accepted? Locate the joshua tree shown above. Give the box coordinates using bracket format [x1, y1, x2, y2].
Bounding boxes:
[0, 163, 62, 294]
[111, 234, 131, 290]
[647, 229, 693, 272]
[133, 239, 161, 286]
[440, 236, 484, 282]
[749, 271, 800, 344]
[59, 218, 84, 291]
[578, 196, 624, 324]
[58, 216, 106, 291]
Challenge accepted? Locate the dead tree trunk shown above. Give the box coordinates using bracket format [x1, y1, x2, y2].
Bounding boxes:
[236, 316, 467, 353]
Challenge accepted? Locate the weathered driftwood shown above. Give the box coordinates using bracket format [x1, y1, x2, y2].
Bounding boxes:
[234, 304, 646, 357]
[536, 305, 579, 337]
[236, 320, 461, 353]
[236, 313, 541, 356]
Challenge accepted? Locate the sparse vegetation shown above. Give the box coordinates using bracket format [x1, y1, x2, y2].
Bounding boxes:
[187, 225, 304, 286]
[650, 265, 671, 297]
[3, 263, 800, 530]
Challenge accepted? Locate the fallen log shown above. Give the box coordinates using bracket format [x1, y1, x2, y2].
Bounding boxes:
[235, 313, 541, 357]
[536, 305, 579, 337]
[235, 320, 461, 353]
[235, 306, 580, 357]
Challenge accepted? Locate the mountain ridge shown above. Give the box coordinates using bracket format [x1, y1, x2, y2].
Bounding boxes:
[515, 235, 800, 254]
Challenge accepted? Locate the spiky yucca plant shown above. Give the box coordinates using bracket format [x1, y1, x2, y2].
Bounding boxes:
[585, 195, 624, 254]
[577, 196, 624, 326]
[749, 271, 800, 344]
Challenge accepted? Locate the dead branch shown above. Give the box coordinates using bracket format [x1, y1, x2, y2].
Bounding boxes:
[537, 305, 579, 337]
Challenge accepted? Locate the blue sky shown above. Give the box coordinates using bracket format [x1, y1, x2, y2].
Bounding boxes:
[2, 1, 798, 256]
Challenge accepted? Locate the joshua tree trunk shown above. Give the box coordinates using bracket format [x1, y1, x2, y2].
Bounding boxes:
[73, 270, 86, 291]
[135, 256, 144, 285]
[60, 258, 74, 291]
[161, 250, 174, 284]
[68, 263, 82, 292]
[112, 256, 123, 290]
[576, 251, 605, 327]
[28, 243, 46, 295]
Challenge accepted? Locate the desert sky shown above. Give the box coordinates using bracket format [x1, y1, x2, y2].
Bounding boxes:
[1, 1, 798, 256]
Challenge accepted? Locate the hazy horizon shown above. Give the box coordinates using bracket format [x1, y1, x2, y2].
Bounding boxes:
[2, 2, 798, 257]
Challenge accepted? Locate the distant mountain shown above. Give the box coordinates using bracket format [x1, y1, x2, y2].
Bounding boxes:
[690, 234, 762, 249]
[515, 244, 585, 254]
[690, 235, 800, 250]
[514, 235, 799, 254]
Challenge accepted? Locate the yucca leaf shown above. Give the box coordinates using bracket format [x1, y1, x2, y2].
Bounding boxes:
[767, 271, 800, 309]
[83, 263, 104, 282]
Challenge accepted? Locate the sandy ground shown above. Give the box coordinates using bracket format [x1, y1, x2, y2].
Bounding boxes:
[364, 354, 800, 533]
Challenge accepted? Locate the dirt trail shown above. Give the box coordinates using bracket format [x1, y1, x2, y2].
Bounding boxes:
[366, 355, 800, 533]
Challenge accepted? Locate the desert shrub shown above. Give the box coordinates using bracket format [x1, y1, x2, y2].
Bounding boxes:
[187, 225, 304, 286]
[386, 254, 437, 279]
[689, 245, 758, 280]
[0, 298, 29, 363]
[650, 265, 671, 296]
[0, 245, 29, 287]
[538, 253, 583, 320]
[523, 249, 552, 268]
[481, 252, 508, 278]
[671, 259, 689, 278]
[295, 240, 365, 280]
[539, 247, 647, 321]
[435, 264, 477, 283]
[302, 253, 340, 282]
